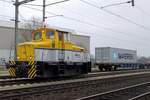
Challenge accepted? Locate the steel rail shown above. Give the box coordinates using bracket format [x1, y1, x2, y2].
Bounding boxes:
[129, 91, 150, 100]
[1, 69, 150, 87]
[0, 71, 150, 100]
[0, 68, 149, 80]
[77, 82, 150, 100]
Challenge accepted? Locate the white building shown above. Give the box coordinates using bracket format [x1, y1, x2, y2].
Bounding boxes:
[0, 20, 31, 65]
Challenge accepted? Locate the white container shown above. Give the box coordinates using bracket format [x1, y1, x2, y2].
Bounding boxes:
[95, 47, 137, 64]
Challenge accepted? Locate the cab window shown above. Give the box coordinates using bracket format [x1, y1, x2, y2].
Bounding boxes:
[58, 31, 69, 41]
[64, 33, 68, 41]
[46, 31, 54, 39]
[34, 32, 42, 40]
[58, 32, 62, 41]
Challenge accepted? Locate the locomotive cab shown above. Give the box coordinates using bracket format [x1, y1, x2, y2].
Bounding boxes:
[7, 27, 91, 79]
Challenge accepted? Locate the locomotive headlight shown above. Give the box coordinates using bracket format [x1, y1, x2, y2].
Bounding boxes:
[29, 56, 32, 60]
[17, 56, 20, 60]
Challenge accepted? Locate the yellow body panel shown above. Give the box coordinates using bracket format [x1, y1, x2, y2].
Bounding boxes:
[17, 44, 34, 61]
[17, 27, 84, 61]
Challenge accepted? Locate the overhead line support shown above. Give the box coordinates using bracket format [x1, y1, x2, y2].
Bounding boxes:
[131, 0, 134, 6]
[14, 0, 35, 60]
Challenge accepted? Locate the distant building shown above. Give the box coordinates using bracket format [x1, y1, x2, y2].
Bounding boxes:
[0, 20, 31, 65]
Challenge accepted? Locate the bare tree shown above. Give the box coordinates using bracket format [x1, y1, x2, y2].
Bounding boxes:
[23, 17, 43, 30]
[19, 17, 44, 42]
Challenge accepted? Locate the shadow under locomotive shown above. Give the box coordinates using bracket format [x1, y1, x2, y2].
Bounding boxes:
[6, 60, 91, 79]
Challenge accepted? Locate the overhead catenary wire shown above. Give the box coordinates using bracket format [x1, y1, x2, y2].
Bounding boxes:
[102, 8, 150, 31]
[18, 12, 144, 46]
[0, 14, 14, 19]
[0, 0, 150, 55]
[135, 5, 150, 17]
[0, 0, 13, 3]
[2, 0, 150, 33]
[22, 5, 57, 16]
[58, 16, 150, 46]
[1, 2, 146, 46]
[19, 3, 150, 46]
[51, 3, 150, 41]
[100, 1, 131, 9]
[0, 14, 15, 21]
[24, 7, 150, 46]
[1, 0, 150, 46]
[0, 0, 136, 35]
[3, 0, 150, 34]
[23, 0, 70, 7]
[80, 0, 150, 32]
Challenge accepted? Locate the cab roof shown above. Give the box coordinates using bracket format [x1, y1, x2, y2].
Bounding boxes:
[32, 27, 75, 34]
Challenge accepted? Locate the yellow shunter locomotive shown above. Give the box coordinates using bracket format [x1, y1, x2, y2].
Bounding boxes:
[6, 27, 91, 79]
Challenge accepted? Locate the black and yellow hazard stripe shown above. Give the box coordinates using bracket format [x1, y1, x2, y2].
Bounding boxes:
[9, 59, 16, 66]
[8, 59, 16, 77]
[8, 67, 16, 77]
[28, 60, 36, 79]
[28, 60, 34, 66]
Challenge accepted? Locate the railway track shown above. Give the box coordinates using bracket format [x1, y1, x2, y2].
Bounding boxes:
[87, 69, 150, 77]
[1, 69, 150, 87]
[129, 91, 150, 100]
[77, 81, 150, 100]
[0, 75, 11, 79]
[1, 71, 150, 100]
[0, 69, 149, 80]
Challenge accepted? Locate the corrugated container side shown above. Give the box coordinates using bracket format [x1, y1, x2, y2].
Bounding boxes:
[95, 47, 110, 63]
[95, 47, 137, 64]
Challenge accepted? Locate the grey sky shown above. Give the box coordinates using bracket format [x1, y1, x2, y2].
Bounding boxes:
[0, 0, 150, 57]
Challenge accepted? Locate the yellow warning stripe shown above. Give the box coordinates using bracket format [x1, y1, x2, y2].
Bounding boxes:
[28, 64, 37, 79]
[28, 68, 36, 78]
[9, 68, 13, 76]
[11, 60, 13, 65]
[31, 70, 37, 79]
[31, 61, 34, 65]
[33, 72, 37, 78]
[9, 61, 13, 65]
[8, 68, 12, 77]
[28, 61, 31, 65]
[28, 65, 36, 74]
[28, 60, 34, 65]
[28, 69, 36, 79]
[13, 60, 16, 65]
[11, 60, 15, 65]
[28, 60, 36, 79]
[8, 67, 16, 77]
[11, 68, 15, 76]
[9, 60, 16, 65]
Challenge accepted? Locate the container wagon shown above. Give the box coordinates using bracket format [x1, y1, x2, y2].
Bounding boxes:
[95, 47, 138, 71]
